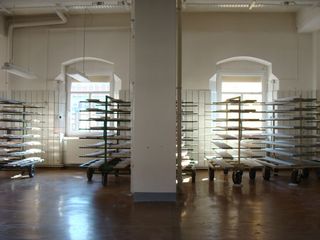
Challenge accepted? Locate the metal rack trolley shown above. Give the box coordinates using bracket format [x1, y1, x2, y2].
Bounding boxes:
[258, 96, 320, 183]
[0, 98, 44, 178]
[205, 96, 264, 184]
[79, 96, 131, 186]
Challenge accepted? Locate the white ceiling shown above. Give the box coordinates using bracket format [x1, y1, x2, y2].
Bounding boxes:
[0, 0, 319, 15]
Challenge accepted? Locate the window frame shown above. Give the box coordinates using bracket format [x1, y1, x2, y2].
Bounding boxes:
[217, 73, 266, 102]
[218, 74, 265, 130]
[66, 79, 113, 137]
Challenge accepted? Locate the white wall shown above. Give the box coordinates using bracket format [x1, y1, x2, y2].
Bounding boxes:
[0, 14, 8, 91]
[182, 12, 314, 91]
[3, 13, 130, 166]
[9, 13, 130, 90]
[8, 12, 316, 92]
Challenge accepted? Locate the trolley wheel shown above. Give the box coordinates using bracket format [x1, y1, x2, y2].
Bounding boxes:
[302, 168, 309, 179]
[263, 167, 271, 181]
[208, 168, 214, 181]
[87, 168, 94, 181]
[249, 169, 256, 180]
[102, 173, 108, 186]
[223, 168, 229, 175]
[291, 169, 302, 184]
[232, 170, 243, 185]
[191, 170, 196, 183]
[28, 165, 35, 178]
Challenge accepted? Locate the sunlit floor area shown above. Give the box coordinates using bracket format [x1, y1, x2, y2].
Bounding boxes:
[0, 169, 320, 240]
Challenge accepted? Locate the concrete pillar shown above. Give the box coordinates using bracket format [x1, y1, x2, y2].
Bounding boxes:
[131, 0, 177, 202]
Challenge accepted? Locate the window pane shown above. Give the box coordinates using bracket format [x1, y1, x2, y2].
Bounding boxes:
[70, 93, 90, 132]
[242, 94, 262, 102]
[221, 93, 239, 101]
[91, 93, 108, 101]
[71, 82, 110, 92]
[222, 81, 262, 93]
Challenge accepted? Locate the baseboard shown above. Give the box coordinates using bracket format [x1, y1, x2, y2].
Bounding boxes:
[133, 192, 176, 202]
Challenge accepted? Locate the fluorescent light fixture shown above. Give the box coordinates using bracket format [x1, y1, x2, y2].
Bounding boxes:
[69, 1, 130, 10]
[71, 4, 119, 9]
[1, 62, 37, 79]
[67, 69, 90, 82]
[216, 3, 264, 8]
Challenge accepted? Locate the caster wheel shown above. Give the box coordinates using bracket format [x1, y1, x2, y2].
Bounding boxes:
[249, 169, 256, 180]
[28, 165, 35, 178]
[291, 169, 302, 184]
[263, 167, 271, 181]
[302, 168, 309, 179]
[87, 168, 94, 181]
[223, 169, 229, 175]
[102, 173, 108, 186]
[191, 170, 196, 183]
[232, 170, 243, 184]
[208, 168, 214, 181]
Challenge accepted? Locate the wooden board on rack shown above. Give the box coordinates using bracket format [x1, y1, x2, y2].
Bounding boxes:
[262, 126, 318, 130]
[262, 117, 315, 121]
[263, 141, 320, 148]
[208, 159, 234, 168]
[216, 151, 233, 160]
[87, 126, 131, 131]
[242, 134, 265, 140]
[241, 158, 263, 168]
[257, 156, 296, 166]
[274, 97, 317, 102]
[215, 126, 260, 131]
[0, 118, 26, 122]
[3, 148, 42, 157]
[113, 159, 131, 169]
[264, 148, 300, 157]
[262, 133, 320, 139]
[80, 150, 115, 158]
[3, 157, 44, 167]
[216, 134, 238, 140]
[212, 141, 233, 149]
[213, 118, 260, 122]
[240, 142, 263, 149]
[0, 134, 40, 140]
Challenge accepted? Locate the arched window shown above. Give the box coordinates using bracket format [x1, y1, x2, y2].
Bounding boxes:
[210, 56, 279, 102]
[55, 57, 122, 136]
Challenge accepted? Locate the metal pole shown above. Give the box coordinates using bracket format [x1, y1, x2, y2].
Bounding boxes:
[176, 0, 183, 193]
[238, 97, 241, 166]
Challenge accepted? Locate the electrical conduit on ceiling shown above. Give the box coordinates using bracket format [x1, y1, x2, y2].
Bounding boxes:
[7, 10, 67, 63]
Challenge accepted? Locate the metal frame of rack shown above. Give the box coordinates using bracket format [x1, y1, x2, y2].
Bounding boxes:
[79, 96, 131, 186]
[179, 101, 198, 183]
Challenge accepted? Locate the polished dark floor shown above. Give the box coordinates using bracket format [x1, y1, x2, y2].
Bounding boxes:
[0, 169, 320, 240]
